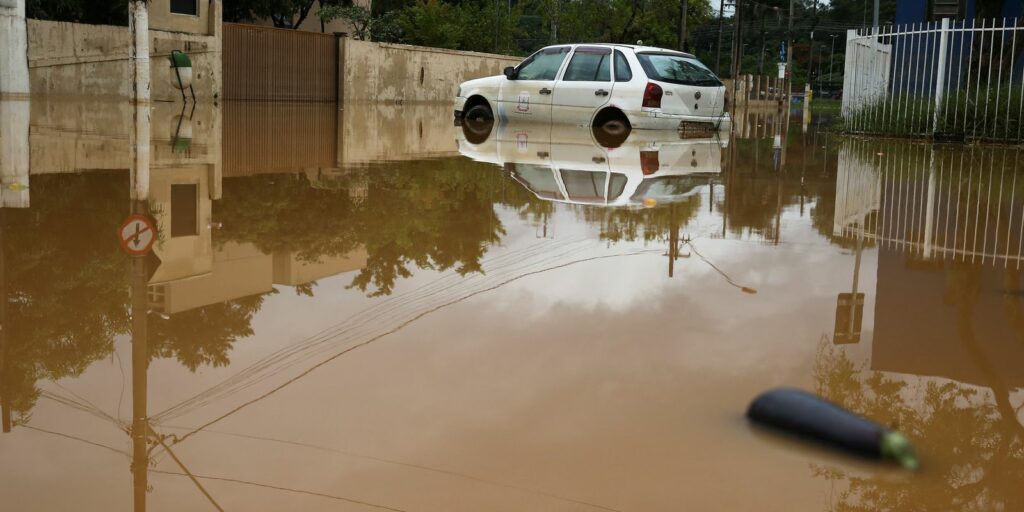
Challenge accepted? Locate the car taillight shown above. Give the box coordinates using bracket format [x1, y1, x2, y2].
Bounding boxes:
[643, 82, 663, 109]
[640, 151, 660, 175]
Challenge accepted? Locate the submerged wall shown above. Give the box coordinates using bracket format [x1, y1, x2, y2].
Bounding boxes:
[26, 16, 222, 101]
[341, 39, 519, 103]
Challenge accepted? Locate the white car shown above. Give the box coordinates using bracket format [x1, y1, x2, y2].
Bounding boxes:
[455, 44, 731, 133]
[456, 120, 725, 208]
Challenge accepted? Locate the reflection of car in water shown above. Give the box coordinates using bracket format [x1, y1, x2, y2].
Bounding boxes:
[457, 120, 725, 208]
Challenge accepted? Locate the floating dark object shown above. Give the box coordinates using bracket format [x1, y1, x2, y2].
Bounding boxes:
[747, 388, 918, 469]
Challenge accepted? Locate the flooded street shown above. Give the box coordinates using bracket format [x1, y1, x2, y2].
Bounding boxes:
[1, 99, 1022, 511]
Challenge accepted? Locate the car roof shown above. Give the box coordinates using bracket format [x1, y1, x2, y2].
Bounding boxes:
[542, 43, 696, 59]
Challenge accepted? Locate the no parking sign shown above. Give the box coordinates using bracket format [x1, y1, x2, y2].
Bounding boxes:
[119, 214, 156, 256]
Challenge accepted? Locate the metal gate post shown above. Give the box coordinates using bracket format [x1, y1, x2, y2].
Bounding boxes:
[933, 18, 950, 134]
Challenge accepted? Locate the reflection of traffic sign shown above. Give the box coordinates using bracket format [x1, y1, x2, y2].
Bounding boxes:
[834, 292, 864, 344]
[119, 214, 157, 256]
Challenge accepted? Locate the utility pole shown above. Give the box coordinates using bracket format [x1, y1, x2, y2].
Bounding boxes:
[678, 0, 689, 52]
[758, 6, 766, 75]
[715, 0, 725, 74]
[786, 0, 793, 101]
[732, 0, 744, 80]
[873, 0, 879, 28]
[550, 0, 559, 44]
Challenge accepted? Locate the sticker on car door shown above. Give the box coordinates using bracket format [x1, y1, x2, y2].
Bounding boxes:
[516, 92, 531, 114]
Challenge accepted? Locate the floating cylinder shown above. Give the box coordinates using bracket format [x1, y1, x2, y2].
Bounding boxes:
[747, 388, 918, 469]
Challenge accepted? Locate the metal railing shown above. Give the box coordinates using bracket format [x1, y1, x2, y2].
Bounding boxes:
[842, 18, 1024, 142]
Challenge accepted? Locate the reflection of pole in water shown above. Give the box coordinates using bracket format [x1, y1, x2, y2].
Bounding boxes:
[0, 209, 9, 433]
[923, 150, 937, 259]
[130, 202, 149, 512]
[669, 203, 679, 277]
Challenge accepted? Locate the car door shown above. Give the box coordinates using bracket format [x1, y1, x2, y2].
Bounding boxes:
[498, 46, 570, 123]
[550, 46, 614, 126]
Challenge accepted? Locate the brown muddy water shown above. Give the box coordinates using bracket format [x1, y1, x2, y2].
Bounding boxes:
[0, 98, 1022, 511]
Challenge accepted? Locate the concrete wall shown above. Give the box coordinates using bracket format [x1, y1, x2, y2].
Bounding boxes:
[337, 103, 458, 165]
[29, 98, 221, 174]
[0, 0, 30, 96]
[341, 39, 520, 103]
[26, 16, 221, 101]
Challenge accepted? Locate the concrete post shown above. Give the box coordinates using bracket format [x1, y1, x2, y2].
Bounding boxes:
[129, 1, 151, 104]
[0, 99, 29, 208]
[132, 101, 151, 201]
[933, 18, 950, 134]
[0, 0, 29, 97]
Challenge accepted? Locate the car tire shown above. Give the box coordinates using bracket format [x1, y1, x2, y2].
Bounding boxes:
[464, 103, 493, 122]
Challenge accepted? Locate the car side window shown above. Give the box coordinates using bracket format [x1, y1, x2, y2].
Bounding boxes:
[614, 51, 633, 82]
[516, 47, 570, 81]
[562, 47, 612, 82]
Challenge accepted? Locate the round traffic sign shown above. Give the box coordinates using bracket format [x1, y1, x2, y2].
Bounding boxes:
[119, 214, 157, 256]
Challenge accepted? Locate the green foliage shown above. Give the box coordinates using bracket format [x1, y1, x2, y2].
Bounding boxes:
[148, 293, 273, 371]
[843, 84, 1024, 143]
[0, 173, 131, 420]
[26, 0, 128, 26]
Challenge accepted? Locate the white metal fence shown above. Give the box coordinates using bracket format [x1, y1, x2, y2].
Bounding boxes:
[842, 18, 1024, 142]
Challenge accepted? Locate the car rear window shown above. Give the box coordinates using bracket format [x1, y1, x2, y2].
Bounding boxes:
[636, 53, 722, 86]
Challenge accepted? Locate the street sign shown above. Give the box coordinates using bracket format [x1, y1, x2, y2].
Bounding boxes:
[834, 292, 865, 344]
[119, 214, 157, 256]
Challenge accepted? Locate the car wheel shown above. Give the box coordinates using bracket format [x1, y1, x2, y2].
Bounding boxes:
[464, 103, 493, 122]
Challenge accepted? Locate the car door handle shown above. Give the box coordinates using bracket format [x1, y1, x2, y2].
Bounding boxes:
[537, 151, 549, 158]
[539, 88, 552, 95]
[592, 156, 606, 163]
[595, 89, 609, 96]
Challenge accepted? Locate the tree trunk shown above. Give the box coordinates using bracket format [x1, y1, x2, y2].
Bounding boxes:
[678, 0, 688, 52]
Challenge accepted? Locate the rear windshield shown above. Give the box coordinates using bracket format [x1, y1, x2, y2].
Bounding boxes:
[636, 53, 722, 87]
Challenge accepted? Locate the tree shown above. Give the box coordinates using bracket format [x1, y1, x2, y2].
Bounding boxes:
[224, 0, 351, 30]
[26, 0, 128, 25]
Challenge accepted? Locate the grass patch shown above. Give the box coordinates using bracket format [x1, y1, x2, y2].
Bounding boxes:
[842, 83, 1024, 142]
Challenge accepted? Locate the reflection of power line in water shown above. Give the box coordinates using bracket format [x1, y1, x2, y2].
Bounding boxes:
[153, 243, 662, 450]
[684, 240, 758, 294]
[151, 469, 411, 511]
[150, 237, 597, 424]
[160, 425, 626, 512]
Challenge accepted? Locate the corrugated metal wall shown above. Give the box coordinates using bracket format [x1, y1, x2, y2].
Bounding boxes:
[223, 23, 339, 102]
[223, 101, 338, 176]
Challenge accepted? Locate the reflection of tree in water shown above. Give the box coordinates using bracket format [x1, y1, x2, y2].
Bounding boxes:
[582, 193, 703, 244]
[1, 173, 130, 421]
[216, 159, 512, 297]
[812, 263, 1024, 512]
[0, 174, 263, 422]
[215, 173, 361, 262]
[147, 292, 273, 371]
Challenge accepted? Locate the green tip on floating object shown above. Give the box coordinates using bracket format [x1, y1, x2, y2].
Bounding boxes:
[879, 431, 919, 470]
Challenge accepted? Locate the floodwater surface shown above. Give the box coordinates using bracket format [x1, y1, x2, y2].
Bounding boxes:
[0, 98, 1022, 511]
